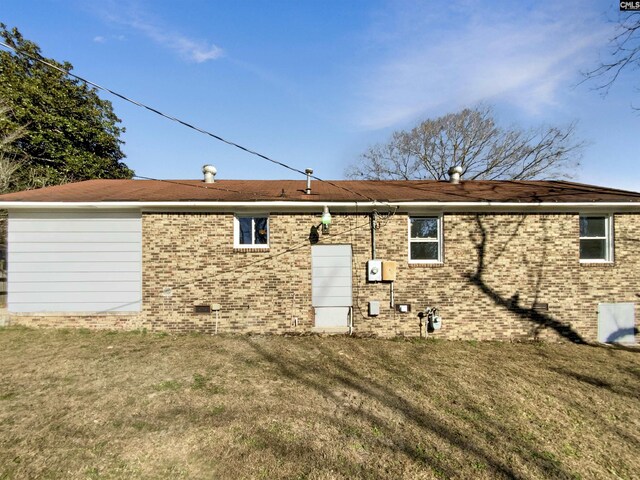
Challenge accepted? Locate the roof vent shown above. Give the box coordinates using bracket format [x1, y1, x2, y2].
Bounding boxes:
[203, 165, 217, 183]
[305, 168, 313, 195]
[448, 166, 462, 184]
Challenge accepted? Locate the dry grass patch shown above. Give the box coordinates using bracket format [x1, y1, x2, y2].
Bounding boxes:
[0, 327, 639, 479]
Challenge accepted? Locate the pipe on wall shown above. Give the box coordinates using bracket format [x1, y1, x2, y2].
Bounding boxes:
[390, 282, 394, 308]
[370, 212, 377, 259]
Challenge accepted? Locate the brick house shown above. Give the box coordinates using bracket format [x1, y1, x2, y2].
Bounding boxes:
[0, 169, 638, 343]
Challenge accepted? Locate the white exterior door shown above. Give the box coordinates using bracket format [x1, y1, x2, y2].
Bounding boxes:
[311, 245, 352, 328]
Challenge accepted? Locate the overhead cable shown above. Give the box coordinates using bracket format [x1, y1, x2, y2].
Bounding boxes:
[0, 40, 381, 204]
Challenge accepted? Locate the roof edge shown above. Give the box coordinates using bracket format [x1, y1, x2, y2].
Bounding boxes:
[2, 200, 640, 213]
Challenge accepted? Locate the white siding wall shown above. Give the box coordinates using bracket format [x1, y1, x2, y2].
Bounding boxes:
[8, 211, 142, 313]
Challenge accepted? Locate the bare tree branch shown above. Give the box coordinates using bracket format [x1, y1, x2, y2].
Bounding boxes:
[346, 105, 583, 181]
[582, 11, 640, 101]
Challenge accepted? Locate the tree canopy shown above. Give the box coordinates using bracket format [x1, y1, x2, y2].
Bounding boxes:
[346, 106, 583, 181]
[0, 102, 25, 194]
[0, 24, 133, 191]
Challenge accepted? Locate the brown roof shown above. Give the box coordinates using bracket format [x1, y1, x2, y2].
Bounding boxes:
[0, 179, 639, 203]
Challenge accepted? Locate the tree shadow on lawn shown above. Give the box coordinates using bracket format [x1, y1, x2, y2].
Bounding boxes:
[466, 214, 640, 452]
[544, 365, 640, 458]
[548, 365, 639, 403]
[341, 343, 587, 477]
[244, 337, 577, 479]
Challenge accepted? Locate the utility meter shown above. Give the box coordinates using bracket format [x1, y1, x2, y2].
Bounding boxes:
[367, 259, 382, 282]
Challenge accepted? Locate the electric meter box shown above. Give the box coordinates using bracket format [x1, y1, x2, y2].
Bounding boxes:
[367, 259, 382, 282]
[382, 261, 397, 281]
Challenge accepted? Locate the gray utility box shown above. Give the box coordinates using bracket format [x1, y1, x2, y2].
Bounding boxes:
[369, 301, 380, 316]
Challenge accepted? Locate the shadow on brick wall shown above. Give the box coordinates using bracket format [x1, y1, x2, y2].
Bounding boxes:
[465, 214, 587, 344]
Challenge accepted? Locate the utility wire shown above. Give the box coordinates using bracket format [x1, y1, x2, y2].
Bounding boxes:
[11, 154, 283, 199]
[171, 217, 372, 291]
[131, 174, 286, 200]
[0, 40, 381, 204]
[0, 40, 403, 330]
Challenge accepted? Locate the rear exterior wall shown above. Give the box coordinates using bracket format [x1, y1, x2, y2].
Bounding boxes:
[9, 211, 640, 342]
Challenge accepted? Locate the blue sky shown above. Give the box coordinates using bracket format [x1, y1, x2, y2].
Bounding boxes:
[2, 0, 639, 190]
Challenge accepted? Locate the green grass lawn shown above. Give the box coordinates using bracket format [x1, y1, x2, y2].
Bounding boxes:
[0, 327, 638, 479]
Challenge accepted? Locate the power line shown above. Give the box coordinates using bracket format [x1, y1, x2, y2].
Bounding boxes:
[131, 174, 285, 200]
[0, 40, 405, 331]
[131, 169, 397, 297]
[171, 216, 372, 291]
[0, 40, 380, 204]
[10, 155, 284, 200]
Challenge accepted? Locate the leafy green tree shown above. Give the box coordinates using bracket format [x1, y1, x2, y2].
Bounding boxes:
[0, 102, 25, 193]
[0, 24, 133, 190]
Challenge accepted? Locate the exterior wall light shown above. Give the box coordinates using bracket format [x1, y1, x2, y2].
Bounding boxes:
[321, 206, 332, 234]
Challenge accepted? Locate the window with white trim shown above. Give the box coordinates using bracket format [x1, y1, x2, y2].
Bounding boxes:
[234, 215, 269, 248]
[408, 216, 442, 263]
[579, 215, 612, 262]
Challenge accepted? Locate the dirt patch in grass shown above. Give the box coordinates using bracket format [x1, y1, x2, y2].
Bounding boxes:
[0, 327, 638, 479]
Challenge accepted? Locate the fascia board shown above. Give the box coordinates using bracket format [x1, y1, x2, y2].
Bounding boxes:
[1, 201, 640, 213]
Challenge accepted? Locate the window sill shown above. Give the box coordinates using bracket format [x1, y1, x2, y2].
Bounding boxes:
[579, 260, 615, 267]
[408, 262, 444, 268]
[233, 247, 270, 253]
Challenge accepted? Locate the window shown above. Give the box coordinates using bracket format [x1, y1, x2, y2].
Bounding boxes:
[579, 215, 612, 262]
[234, 215, 269, 248]
[408, 216, 442, 263]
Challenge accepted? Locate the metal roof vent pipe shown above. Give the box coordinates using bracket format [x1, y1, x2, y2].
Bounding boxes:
[305, 168, 313, 194]
[203, 165, 217, 183]
[448, 165, 462, 184]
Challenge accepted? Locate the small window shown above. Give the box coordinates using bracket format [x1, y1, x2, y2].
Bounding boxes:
[409, 216, 442, 263]
[234, 215, 269, 248]
[579, 215, 612, 262]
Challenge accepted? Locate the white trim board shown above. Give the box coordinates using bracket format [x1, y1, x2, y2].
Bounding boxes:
[2, 201, 640, 213]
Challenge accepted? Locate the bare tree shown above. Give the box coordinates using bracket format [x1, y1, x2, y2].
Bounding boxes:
[583, 11, 640, 98]
[346, 106, 583, 181]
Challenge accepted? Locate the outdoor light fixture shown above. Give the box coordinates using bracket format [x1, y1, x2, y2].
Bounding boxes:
[321, 205, 332, 234]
